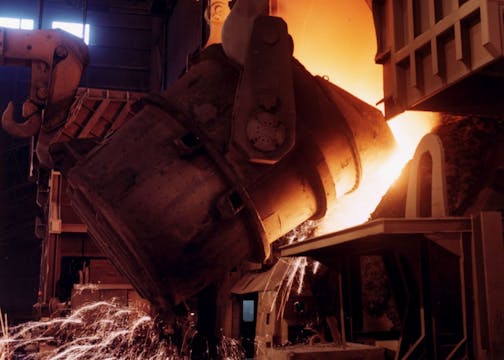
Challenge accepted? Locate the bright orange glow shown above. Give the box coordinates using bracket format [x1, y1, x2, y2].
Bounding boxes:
[275, 1, 440, 234]
[317, 112, 439, 234]
[273, 0, 381, 107]
[387, 111, 440, 159]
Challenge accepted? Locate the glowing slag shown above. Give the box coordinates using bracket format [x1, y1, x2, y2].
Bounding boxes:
[0, 302, 243, 359]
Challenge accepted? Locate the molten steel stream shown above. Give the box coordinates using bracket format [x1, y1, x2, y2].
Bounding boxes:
[1, 3, 440, 357]
[274, 0, 440, 233]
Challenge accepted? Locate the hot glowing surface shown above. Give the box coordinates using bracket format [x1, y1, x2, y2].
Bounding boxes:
[273, 0, 381, 108]
[319, 111, 439, 233]
[275, 1, 440, 233]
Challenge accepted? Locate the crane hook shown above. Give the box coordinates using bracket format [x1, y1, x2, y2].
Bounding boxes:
[1, 101, 42, 138]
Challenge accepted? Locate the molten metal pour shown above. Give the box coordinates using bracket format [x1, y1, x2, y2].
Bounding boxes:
[0, 0, 395, 321]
